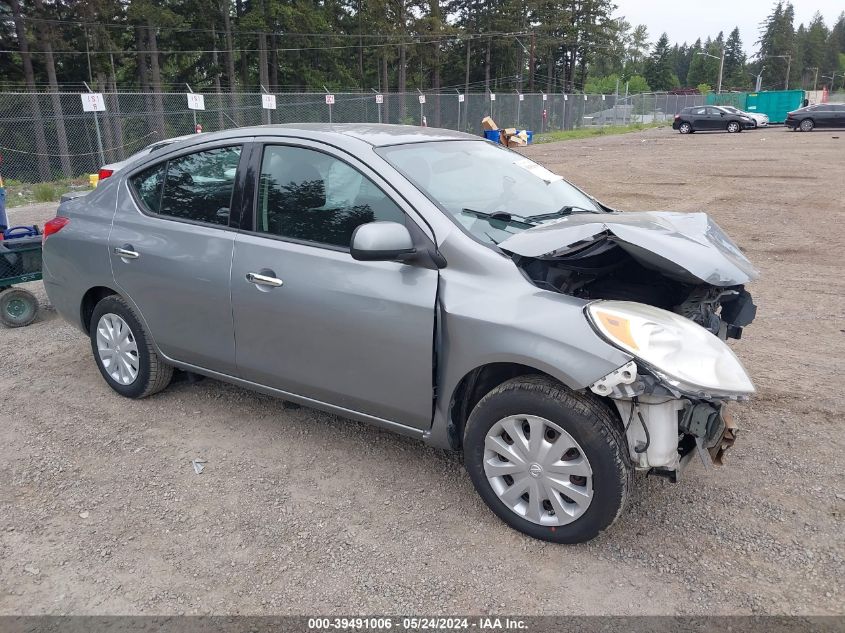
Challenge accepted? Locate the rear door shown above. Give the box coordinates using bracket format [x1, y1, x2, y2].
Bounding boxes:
[230, 140, 439, 429]
[689, 106, 711, 130]
[111, 143, 246, 373]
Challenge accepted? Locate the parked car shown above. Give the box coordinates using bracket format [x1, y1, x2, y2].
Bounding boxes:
[672, 105, 755, 133]
[717, 105, 769, 128]
[785, 103, 845, 131]
[97, 134, 196, 182]
[42, 125, 758, 544]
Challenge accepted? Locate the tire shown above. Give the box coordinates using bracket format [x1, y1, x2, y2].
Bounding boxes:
[799, 118, 814, 132]
[89, 294, 173, 398]
[0, 287, 39, 327]
[463, 375, 632, 544]
[678, 122, 692, 134]
[727, 121, 741, 133]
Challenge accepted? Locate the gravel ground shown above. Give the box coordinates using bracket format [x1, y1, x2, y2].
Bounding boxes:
[1, 125, 843, 616]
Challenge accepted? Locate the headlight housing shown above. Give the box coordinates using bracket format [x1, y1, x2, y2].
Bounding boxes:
[586, 300, 755, 398]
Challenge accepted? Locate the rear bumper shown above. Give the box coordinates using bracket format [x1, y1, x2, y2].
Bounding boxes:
[784, 119, 798, 128]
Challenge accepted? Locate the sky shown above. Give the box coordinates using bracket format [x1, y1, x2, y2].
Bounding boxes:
[613, 0, 845, 56]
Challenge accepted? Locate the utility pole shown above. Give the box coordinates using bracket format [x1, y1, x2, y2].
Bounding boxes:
[695, 49, 724, 93]
[785, 55, 791, 90]
[529, 30, 536, 93]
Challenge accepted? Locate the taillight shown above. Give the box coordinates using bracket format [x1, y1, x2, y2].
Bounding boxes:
[43, 216, 70, 243]
[674, 114, 680, 119]
[98, 168, 114, 181]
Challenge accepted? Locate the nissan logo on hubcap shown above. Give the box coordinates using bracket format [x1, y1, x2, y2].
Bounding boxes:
[529, 463, 543, 478]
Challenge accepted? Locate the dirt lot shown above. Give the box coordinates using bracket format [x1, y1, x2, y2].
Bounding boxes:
[1, 125, 843, 616]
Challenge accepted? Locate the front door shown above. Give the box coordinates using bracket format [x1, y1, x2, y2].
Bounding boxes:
[110, 144, 244, 373]
[230, 142, 438, 429]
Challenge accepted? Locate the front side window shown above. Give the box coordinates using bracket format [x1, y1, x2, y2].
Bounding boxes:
[130, 146, 241, 226]
[256, 145, 405, 247]
[378, 140, 601, 245]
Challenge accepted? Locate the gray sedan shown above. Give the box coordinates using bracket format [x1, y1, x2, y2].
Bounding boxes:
[42, 124, 757, 543]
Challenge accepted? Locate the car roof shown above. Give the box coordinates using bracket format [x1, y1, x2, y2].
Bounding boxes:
[162, 123, 481, 152]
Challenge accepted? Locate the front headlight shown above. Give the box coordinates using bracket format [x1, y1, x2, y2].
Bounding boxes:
[586, 300, 755, 398]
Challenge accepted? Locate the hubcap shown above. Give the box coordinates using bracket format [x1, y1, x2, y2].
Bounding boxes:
[7, 298, 29, 319]
[96, 313, 139, 385]
[484, 415, 593, 526]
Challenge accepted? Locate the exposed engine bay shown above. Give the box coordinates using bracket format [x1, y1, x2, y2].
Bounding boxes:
[512, 240, 757, 339]
[497, 211, 758, 339]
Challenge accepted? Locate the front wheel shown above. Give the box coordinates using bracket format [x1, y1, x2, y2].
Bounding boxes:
[799, 119, 814, 132]
[463, 375, 632, 544]
[727, 121, 741, 133]
[678, 122, 692, 134]
[90, 295, 173, 398]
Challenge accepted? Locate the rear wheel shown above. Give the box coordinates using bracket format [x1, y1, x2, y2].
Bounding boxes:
[727, 121, 741, 133]
[799, 118, 814, 132]
[678, 122, 692, 134]
[463, 375, 632, 544]
[90, 295, 173, 398]
[0, 287, 39, 327]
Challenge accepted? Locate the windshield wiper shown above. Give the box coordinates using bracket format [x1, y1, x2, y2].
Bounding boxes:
[461, 208, 535, 228]
[461, 205, 599, 229]
[530, 205, 599, 221]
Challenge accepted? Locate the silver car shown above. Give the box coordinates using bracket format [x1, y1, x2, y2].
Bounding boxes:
[42, 124, 758, 543]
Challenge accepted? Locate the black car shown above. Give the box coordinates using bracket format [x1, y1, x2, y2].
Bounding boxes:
[672, 105, 754, 134]
[785, 103, 845, 131]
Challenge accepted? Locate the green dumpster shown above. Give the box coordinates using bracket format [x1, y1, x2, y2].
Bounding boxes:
[744, 90, 805, 124]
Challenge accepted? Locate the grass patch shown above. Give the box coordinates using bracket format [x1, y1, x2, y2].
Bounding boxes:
[32, 183, 58, 202]
[3, 177, 90, 208]
[534, 122, 665, 144]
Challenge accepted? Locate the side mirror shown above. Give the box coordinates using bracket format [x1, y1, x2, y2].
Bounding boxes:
[350, 221, 416, 262]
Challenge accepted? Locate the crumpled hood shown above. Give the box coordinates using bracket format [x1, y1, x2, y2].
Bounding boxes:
[498, 211, 759, 286]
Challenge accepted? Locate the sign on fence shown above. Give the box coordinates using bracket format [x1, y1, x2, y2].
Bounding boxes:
[81, 93, 106, 112]
[187, 93, 205, 110]
[418, 95, 426, 104]
[519, 93, 524, 101]
[262, 94, 277, 110]
[542, 93, 547, 101]
[325, 94, 335, 105]
[375, 94, 384, 104]
[489, 93, 496, 101]
[458, 94, 465, 103]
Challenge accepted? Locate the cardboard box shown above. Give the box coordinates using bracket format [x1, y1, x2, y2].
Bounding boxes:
[503, 127, 517, 137]
[507, 135, 528, 147]
[481, 116, 498, 131]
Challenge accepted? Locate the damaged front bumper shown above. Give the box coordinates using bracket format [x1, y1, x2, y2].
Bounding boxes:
[591, 361, 742, 478]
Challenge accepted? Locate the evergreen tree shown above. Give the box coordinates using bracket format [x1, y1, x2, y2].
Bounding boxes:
[756, 1, 796, 90]
[723, 27, 747, 89]
[644, 33, 678, 91]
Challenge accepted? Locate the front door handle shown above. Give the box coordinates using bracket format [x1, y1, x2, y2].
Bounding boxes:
[114, 245, 139, 259]
[246, 272, 283, 288]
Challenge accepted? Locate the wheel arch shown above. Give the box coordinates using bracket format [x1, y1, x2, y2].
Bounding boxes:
[446, 362, 624, 451]
[80, 285, 121, 334]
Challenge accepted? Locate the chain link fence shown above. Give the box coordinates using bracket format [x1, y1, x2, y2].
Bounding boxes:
[0, 91, 705, 183]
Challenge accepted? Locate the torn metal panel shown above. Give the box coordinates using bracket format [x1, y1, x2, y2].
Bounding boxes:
[499, 211, 759, 286]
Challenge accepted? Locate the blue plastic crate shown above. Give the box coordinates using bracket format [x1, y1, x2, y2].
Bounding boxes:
[483, 130, 501, 142]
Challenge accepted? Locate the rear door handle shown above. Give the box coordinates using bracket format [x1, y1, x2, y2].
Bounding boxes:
[113, 245, 139, 259]
[246, 272, 283, 287]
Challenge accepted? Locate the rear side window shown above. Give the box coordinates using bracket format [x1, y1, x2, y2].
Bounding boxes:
[130, 146, 241, 226]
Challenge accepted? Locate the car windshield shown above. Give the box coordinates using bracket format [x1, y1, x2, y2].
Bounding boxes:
[377, 140, 602, 245]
